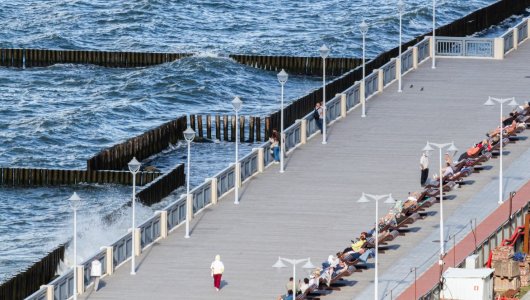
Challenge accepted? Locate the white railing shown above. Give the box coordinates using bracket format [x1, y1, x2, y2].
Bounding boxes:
[436, 37, 495, 57]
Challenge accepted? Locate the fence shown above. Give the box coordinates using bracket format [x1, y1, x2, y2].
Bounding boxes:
[0, 48, 191, 68]
[2, 245, 65, 300]
[87, 115, 187, 171]
[419, 201, 530, 299]
[229, 54, 362, 76]
[136, 164, 185, 206]
[436, 37, 495, 57]
[0, 167, 160, 187]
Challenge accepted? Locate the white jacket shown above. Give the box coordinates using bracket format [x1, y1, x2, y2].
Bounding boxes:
[91, 260, 102, 277]
[210, 260, 224, 275]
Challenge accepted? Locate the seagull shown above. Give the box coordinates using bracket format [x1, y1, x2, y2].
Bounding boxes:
[410, 84, 413, 88]
[420, 87, 424, 91]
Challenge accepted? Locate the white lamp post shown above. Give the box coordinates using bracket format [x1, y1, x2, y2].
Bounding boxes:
[484, 97, 518, 205]
[128, 157, 141, 275]
[397, 0, 405, 93]
[69, 192, 81, 300]
[423, 142, 458, 262]
[277, 69, 288, 173]
[273, 257, 315, 295]
[232, 96, 243, 204]
[183, 126, 195, 238]
[319, 44, 330, 144]
[432, 0, 436, 69]
[359, 20, 369, 118]
[357, 193, 395, 300]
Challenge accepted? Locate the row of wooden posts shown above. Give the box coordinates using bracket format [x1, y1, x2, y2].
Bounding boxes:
[0, 244, 65, 300]
[188, 114, 273, 142]
[136, 164, 185, 206]
[0, 167, 161, 187]
[229, 54, 363, 76]
[0, 48, 191, 68]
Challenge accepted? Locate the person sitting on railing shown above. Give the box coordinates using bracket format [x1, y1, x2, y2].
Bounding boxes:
[269, 129, 280, 164]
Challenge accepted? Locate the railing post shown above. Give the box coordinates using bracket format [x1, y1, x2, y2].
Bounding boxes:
[300, 119, 307, 144]
[209, 177, 218, 204]
[235, 162, 241, 188]
[76, 265, 84, 294]
[494, 38, 504, 60]
[134, 228, 141, 256]
[428, 36, 434, 58]
[377, 69, 384, 92]
[157, 210, 168, 238]
[528, 19, 530, 41]
[103, 246, 113, 275]
[360, 79, 366, 111]
[340, 93, 347, 118]
[412, 46, 418, 69]
[45, 285, 54, 300]
[372, 69, 380, 95]
[186, 193, 193, 222]
[394, 58, 401, 86]
[256, 148, 264, 172]
[513, 28, 519, 50]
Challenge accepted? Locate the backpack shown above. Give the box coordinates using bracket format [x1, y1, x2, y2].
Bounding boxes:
[313, 108, 320, 120]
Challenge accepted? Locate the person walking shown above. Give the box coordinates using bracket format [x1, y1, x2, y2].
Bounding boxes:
[420, 151, 429, 186]
[210, 254, 225, 291]
[314, 102, 324, 134]
[90, 259, 102, 291]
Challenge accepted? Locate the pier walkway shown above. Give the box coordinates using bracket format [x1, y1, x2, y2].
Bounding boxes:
[75, 37, 530, 300]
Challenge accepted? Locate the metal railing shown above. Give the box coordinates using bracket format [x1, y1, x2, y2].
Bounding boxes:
[436, 37, 494, 57]
[401, 48, 414, 73]
[419, 201, 530, 299]
[284, 120, 302, 153]
[517, 19, 528, 43]
[365, 71, 379, 98]
[381, 59, 396, 86]
[502, 30, 514, 54]
[24, 287, 47, 300]
[111, 232, 133, 268]
[49, 270, 74, 300]
[166, 196, 186, 231]
[214, 166, 235, 197]
[344, 82, 361, 111]
[240, 150, 259, 182]
[191, 181, 212, 213]
[417, 38, 430, 62]
[139, 213, 161, 248]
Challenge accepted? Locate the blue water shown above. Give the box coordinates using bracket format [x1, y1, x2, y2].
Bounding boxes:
[0, 0, 517, 284]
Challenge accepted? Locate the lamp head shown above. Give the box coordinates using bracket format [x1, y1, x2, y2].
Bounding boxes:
[423, 142, 434, 152]
[272, 257, 287, 268]
[447, 142, 458, 155]
[484, 97, 495, 106]
[357, 192, 370, 203]
[508, 98, 518, 107]
[319, 44, 330, 59]
[68, 192, 82, 210]
[359, 19, 369, 35]
[231, 96, 243, 112]
[397, 0, 405, 13]
[183, 126, 196, 142]
[384, 193, 396, 204]
[302, 258, 315, 269]
[277, 69, 288, 84]
[128, 157, 141, 174]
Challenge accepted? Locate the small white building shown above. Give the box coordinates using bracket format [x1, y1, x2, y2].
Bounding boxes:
[441, 267, 494, 300]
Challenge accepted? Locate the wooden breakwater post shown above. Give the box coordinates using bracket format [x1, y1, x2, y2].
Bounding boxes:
[215, 115, 221, 140]
[249, 116, 255, 142]
[223, 116, 229, 141]
[206, 115, 212, 139]
[87, 115, 187, 171]
[197, 115, 204, 138]
[0, 244, 65, 300]
[136, 164, 185, 206]
[231, 116, 236, 142]
[256, 116, 262, 141]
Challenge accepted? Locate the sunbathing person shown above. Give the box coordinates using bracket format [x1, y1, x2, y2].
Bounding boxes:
[342, 232, 367, 254]
[458, 140, 486, 161]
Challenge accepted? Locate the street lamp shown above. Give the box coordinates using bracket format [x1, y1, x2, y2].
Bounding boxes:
[423, 142, 458, 261]
[183, 126, 195, 238]
[319, 44, 330, 144]
[432, 0, 436, 69]
[273, 257, 315, 295]
[484, 97, 518, 205]
[277, 69, 288, 173]
[359, 19, 369, 118]
[128, 157, 141, 275]
[357, 193, 395, 300]
[232, 96, 243, 204]
[68, 192, 81, 300]
[397, 0, 405, 93]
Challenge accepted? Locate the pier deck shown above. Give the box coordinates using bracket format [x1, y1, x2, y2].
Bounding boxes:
[80, 41, 530, 300]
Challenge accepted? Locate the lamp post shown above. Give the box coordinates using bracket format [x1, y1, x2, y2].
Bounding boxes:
[273, 257, 315, 295]
[484, 97, 518, 205]
[432, 0, 436, 69]
[277, 69, 288, 173]
[183, 126, 196, 238]
[69, 192, 81, 300]
[359, 20, 369, 118]
[319, 44, 330, 144]
[423, 142, 458, 262]
[232, 96, 243, 204]
[397, 0, 405, 93]
[128, 157, 141, 275]
[357, 193, 395, 300]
